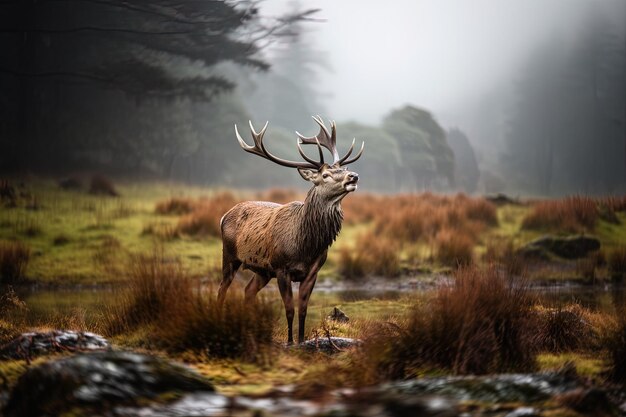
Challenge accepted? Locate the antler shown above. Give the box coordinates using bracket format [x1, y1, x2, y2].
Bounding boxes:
[235, 121, 324, 170]
[296, 115, 364, 167]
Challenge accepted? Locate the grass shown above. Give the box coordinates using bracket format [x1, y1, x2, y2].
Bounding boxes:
[104, 250, 277, 361]
[358, 266, 536, 378]
[0, 241, 30, 284]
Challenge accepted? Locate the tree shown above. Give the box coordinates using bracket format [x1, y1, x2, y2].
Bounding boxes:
[0, 0, 318, 175]
[382, 105, 455, 190]
[447, 128, 480, 193]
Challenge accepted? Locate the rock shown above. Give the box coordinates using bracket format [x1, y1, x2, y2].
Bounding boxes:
[557, 388, 613, 414]
[58, 177, 83, 190]
[522, 235, 601, 260]
[486, 193, 519, 206]
[2, 350, 215, 417]
[300, 337, 362, 354]
[504, 407, 539, 417]
[327, 307, 349, 323]
[385, 372, 580, 404]
[0, 331, 109, 360]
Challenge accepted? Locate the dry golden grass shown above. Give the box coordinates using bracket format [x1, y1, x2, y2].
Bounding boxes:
[0, 241, 30, 284]
[155, 197, 197, 215]
[520, 195, 624, 233]
[434, 229, 474, 267]
[340, 193, 498, 274]
[174, 192, 240, 238]
[533, 304, 594, 353]
[339, 232, 402, 279]
[104, 250, 276, 361]
[360, 266, 536, 377]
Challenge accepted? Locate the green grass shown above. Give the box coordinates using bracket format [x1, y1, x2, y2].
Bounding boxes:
[0, 181, 231, 284]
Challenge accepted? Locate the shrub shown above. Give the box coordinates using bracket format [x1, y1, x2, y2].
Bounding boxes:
[175, 192, 239, 238]
[105, 251, 275, 360]
[155, 197, 196, 215]
[362, 266, 536, 377]
[434, 229, 474, 267]
[89, 175, 118, 197]
[608, 246, 626, 281]
[605, 316, 626, 383]
[534, 304, 593, 353]
[522, 196, 599, 232]
[0, 241, 30, 283]
[339, 232, 401, 278]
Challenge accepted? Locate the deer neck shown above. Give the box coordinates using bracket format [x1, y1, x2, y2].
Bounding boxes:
[297, 186, 344, 255]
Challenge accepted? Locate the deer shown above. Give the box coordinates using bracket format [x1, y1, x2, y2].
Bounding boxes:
[218, 116, 364, 345]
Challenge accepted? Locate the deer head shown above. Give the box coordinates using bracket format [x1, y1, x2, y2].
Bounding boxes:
[235, 116, 364, 201]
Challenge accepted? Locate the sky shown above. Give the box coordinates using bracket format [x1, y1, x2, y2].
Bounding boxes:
[261, 0, 622, 128]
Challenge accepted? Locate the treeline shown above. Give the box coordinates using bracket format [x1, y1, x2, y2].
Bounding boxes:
[501, 8, 626, 195]
[0, 1, 481, 193]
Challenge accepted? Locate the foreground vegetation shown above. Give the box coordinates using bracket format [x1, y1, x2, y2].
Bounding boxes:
[1, 178, 626, 414]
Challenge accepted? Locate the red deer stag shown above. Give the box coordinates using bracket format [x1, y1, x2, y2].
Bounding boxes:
[218, 116, 364, 344]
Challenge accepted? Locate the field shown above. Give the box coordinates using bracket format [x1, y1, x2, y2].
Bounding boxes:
[1, 178, 626, 415]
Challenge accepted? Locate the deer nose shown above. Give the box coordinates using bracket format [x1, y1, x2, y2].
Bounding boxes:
[348, 173, 359, 181]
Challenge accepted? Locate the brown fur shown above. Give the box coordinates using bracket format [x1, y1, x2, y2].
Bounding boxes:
[218, 164, 359, 344]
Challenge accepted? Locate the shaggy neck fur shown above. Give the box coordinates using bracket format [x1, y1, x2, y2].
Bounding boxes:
[297, 186, 344, 257]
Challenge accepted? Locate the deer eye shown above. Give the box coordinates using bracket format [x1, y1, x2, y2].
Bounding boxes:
[322, 173, 330, 179]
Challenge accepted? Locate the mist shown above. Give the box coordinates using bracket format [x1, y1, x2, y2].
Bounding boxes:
[0, 0, 624, 196]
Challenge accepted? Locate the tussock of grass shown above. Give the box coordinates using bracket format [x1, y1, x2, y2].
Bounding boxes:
[105, 251, 276, 361]
[339, 193, 498, 275]
[339, 232, 401, 279]
[608, 246, 626, 280]
[89, 175, 119, 197]
[434, 229, 474, 267]
[521, 195, 626, 233]
[155, 197, 196, 215]
[534, 304, 594, 353]
[605, 313, 626, 383]
[360, 266, 536, 377]
[0, 241, 30, 283]
[173, 192, 239, 238]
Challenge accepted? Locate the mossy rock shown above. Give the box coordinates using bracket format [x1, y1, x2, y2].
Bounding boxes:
[523, 235, 600, 260]
[3, 351, 214, 417]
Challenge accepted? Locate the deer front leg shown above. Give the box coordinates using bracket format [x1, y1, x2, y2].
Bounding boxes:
[297, 273, 318, 344]
[298, 254, 326, 344]
[277, 273, 295, 345]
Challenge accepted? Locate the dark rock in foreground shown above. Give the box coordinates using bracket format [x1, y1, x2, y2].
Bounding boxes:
[3, 350, 215, 417]
[520, 235, 601, 260]
[0, 330, 109, 360]
[300, 336, 362, 353]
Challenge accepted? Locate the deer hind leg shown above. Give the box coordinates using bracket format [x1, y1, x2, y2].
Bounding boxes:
[217, 255, 241, 306]
[277, 273, 294, 345]
[244, 273, 271, 304]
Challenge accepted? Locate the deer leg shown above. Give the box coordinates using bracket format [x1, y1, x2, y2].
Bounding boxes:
[244, 273, 270, 304]
[297, 273, 318, 344]
[217, 257, 241, 306]
[298, 254, 326, 344]
[277, 273, 294, 345]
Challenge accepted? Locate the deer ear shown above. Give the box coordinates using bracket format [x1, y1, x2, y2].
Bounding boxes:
[297, 168, 318, 182]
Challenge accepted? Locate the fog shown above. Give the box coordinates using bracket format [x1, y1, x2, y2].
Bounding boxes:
[1, 0, 624, 195]
[262, 0, 612, 124]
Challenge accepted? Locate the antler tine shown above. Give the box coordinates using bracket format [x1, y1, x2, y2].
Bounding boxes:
[339, 140, 365, 166]
[297, 138, 324, 166]
[235, 121, 320, 170]
[336, 138, 356, 166]
[297, 116, 340, 164]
